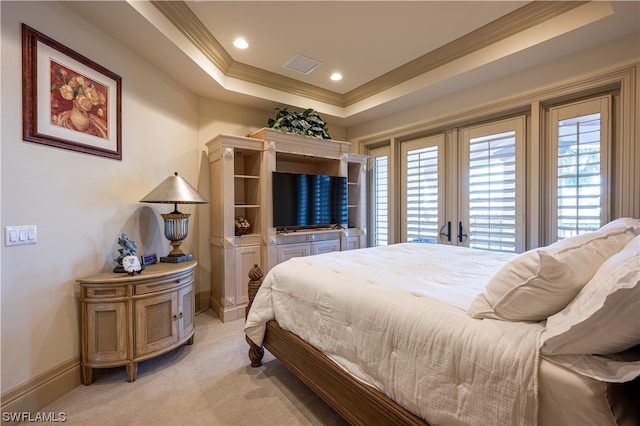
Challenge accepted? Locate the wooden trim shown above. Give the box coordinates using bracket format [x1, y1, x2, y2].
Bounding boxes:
[1, 357, 81, 416]
[263, 321, 427, 426]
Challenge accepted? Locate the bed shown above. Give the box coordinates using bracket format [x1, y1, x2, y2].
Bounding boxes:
[245, 218, 640, 425]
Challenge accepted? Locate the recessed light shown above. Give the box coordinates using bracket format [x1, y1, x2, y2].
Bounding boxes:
[330, 72, 343, 81]
[233, 38, 249, 49]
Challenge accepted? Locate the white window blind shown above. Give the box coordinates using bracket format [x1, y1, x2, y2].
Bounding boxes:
[550, 97, 609, 240]
[461, 116, 524, 253]
[467, 131, 517, 251]
[401, 135, 444, 243]
[371, 154, 389, 246]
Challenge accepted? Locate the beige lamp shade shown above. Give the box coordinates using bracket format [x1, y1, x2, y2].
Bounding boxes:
[140, 172, 208, 210]
[140, 172, 208, 263]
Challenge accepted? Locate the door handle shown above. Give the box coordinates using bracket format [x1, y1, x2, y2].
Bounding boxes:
[458, 221, 468, 243]
[439, 221, 451, 242]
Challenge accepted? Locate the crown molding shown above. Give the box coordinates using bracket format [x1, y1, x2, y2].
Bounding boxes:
[228, 62, 345, 106]
[150, 0, 234, 72]
[152, 1, 589, 109]
[151, 0, 345, 107]
[344, 1, 589, 104]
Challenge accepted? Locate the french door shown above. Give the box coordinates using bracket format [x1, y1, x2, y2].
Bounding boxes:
[400, 135, 445, 244]
[459, 116, 526, 252]
[399, 116, 525, 253]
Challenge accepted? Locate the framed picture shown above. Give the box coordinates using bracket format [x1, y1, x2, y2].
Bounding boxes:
[22, 24, 122, 160]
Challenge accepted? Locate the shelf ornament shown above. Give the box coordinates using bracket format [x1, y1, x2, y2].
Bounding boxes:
[113, 234, 142, 274]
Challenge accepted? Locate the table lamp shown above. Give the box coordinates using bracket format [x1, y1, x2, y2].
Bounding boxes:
[140, 172, 208, 263]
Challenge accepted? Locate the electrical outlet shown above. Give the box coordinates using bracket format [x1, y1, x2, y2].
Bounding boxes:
[5, 225, 37, 246]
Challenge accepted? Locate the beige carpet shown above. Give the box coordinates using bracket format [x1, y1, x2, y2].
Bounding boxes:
[33, 311, 347, 425]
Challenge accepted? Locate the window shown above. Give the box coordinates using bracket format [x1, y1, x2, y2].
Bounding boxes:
[369, 146, 390, 246]
[549, 96, 610, 240]
[400, 135, 445, 243]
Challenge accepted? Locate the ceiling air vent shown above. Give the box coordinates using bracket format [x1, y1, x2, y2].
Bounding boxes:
[284, 54, 321, 74]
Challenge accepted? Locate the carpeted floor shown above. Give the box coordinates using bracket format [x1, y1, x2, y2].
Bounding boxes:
[31, 310, 347, 425]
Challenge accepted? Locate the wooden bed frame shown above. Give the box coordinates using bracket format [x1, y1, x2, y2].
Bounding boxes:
[245, 266, 427, 426]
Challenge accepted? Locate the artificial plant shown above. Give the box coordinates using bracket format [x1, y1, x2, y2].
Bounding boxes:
[267, 108, 331, 139]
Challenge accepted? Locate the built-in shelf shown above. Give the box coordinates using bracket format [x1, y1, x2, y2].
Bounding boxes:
[207, 129, 367, 323]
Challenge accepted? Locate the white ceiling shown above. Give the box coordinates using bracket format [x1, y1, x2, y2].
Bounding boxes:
[64, 1, 640, 128]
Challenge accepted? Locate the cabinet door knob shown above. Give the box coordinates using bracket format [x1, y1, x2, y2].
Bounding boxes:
[173, 314, 178, 320]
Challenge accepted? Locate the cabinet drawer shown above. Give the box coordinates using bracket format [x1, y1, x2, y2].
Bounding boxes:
[134, 272, 193, 295]
[278, 242, 311, 263]
[84, 286, 127, 299]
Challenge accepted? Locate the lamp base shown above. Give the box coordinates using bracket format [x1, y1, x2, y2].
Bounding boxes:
[160, 253, 193, 263]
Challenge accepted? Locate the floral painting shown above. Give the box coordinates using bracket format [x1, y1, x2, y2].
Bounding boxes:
[50, 61, 109, 139]
[22, 24, 122, 160]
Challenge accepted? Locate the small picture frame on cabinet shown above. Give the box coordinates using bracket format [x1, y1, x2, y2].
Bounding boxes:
[141, 253, 157, 266]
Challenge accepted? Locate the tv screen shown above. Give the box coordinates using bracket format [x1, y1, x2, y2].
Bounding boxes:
[272, 171, 347, 230]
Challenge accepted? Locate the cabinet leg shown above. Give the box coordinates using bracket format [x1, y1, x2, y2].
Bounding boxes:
[187, 332, 195, 345]
[82, 366, 93, 385]
[126, 362, 138, 382]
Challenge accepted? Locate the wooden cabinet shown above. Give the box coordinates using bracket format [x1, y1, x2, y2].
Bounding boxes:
[275, 232, 342, 264]
[345, 153, 368, 250]
[207, 129, 368, 322]
[78, 261, 196, 384]
[207, 135, 265, 323]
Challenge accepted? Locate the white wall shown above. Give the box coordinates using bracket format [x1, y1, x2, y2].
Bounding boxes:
[0, 1, 202, 393]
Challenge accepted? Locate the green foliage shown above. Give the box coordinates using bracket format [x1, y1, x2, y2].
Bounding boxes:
[267, 108, 331, 139]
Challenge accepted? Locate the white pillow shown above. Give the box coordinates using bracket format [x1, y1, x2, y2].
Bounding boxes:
[597, 217, 640, 233]
[541, 235, 640, 355]
[468, 225, 637, 321]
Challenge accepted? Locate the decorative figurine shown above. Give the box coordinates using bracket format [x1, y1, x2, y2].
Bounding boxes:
[235, 215, 251, 236]
[122, 255, 143, 275]
[113, 234, 143, 273]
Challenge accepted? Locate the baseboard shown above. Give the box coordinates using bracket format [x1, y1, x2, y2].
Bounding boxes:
[1, 357, 81, 424]
[209, 297, 246, 322]
[196, 291, 211, 313]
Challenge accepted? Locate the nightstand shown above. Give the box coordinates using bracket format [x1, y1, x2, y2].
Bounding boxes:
[77, 260, 196, 384]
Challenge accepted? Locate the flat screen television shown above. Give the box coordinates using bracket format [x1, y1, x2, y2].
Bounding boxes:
[272, 171, 347, 231]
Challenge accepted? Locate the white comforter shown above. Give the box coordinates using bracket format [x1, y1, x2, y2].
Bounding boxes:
[245, 243, 545, 426]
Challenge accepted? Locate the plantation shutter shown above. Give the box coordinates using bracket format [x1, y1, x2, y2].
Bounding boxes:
[550, 96, 610, 240]
[370, 149, 390, 246]
[460, 116, 525, 252]
[401, 135, 445, 243]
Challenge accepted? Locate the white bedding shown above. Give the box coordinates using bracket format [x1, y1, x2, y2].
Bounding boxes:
[245, 243, 545, 426]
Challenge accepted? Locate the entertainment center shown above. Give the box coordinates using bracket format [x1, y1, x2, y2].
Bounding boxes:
[207, 128, 367, 322]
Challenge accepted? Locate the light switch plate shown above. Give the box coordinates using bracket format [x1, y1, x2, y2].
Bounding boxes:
[5, 225, 37, 246]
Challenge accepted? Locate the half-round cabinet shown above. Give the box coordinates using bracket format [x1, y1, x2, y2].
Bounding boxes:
[77, 260, 196, 384]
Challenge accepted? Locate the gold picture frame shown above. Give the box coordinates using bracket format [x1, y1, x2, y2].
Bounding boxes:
[22, 24, 122, 160]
